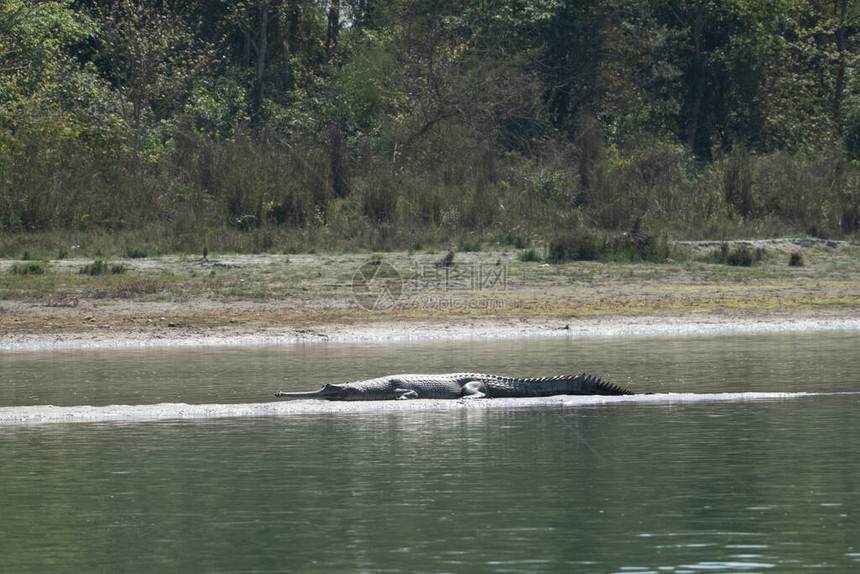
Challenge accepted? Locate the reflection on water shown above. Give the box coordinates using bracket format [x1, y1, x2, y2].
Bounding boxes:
[1, 332, 859, 572]
[1, 396, 858, 572]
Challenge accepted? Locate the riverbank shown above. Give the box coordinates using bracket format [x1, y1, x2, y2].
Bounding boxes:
[1, 241, 858, 350]
[1, 309, 859, 351]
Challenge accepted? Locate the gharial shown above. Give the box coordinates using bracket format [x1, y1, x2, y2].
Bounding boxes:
[275, 373, 634, 401]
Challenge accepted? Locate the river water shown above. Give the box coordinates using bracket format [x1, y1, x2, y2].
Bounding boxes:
[1, 331, 859, 572]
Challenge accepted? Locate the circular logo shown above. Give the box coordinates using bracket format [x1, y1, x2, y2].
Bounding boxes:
[351, 262, 403, 310]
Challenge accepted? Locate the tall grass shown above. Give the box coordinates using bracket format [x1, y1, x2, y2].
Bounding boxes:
[1, 127, 857, 258]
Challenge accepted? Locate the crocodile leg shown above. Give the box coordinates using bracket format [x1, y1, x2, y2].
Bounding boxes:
[461, 380, 488, 398]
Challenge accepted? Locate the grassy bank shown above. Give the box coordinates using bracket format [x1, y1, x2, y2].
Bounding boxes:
[1, 243, 858, 340]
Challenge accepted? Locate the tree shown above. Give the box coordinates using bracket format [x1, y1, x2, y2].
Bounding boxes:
[226, 0, 325, 123]
[94, 0, 213, 152]
[0, 0, 108, 231]
[538, 0, 607, 134]
[0, 0, 99, 138]
[753, 0, 859, 153]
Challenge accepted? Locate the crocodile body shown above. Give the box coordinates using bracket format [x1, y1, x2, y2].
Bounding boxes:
[275, 373, 633, 400]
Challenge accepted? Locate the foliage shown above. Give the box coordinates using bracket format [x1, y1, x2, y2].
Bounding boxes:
[546, 229, 604, 263]
[1, 0, 859, 254]
[437, 250, 455, 268]
[80, 260, 126, 276]
[707, 243, 765, 267]
[10, 261, 46, 275]
[789, 250, 805, 267]
[92, 0, 217, 152]
[518, 248, 541, 263]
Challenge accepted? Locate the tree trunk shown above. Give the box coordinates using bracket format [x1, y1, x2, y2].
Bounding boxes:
[684, 2, 710, 160]
[832, 0, 848, 135]
[283, 0, 299, 89]
[326, 0, 340, 63]
[253, 0, 270, 122]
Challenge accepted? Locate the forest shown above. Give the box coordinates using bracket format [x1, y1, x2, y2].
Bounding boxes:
[1, 0, 859, 257]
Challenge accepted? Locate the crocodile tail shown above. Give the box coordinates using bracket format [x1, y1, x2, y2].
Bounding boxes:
[572, 373, 635, 395]
[516, 374, 635, 396]
[582, 374, 635, 396]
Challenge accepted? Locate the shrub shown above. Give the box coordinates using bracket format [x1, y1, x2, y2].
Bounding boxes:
[124, 247, 148, 259]
[610, 226, 673, 263]
[457, 238, 481, 252]
[80, 260, 128, 276]
[546, 230, 602, 263]
[437, 249, 455, 268]
[80, 260, 107, 276]
[709, 243, 765, 267]
[728, 246, 763, 266]
[501, 233, 528, 249]
[11, 262, 46, 275]
[789, 250, 805, 267]
[518, 248, 542, 262]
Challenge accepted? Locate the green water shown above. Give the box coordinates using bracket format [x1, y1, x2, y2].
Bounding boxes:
[1, 332, 859, 572]
[2, 331, 859, 405]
